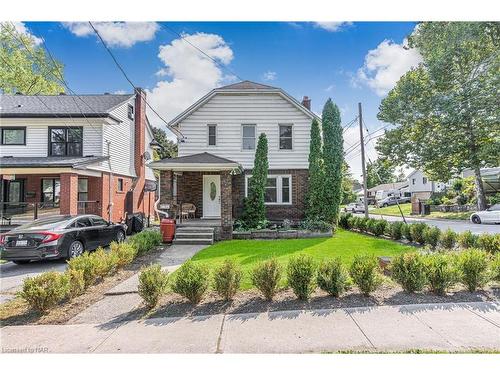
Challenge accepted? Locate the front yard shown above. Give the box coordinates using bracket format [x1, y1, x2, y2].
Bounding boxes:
[188, 229, 412, 289]
[370, 203, 472, 221]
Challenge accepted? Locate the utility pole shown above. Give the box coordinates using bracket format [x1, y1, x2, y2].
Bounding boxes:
[359, 102, 369, 218]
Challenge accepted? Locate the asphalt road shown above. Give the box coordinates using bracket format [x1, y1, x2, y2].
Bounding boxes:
[355, 212, 500, 235]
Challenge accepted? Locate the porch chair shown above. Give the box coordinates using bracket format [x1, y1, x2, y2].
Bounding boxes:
[181, 203, 196, 220]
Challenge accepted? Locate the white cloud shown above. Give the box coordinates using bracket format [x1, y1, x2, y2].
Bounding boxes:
[262, 71, 277, 81]
[113, 90, 127, 94]
[356, 38, 423, 96]
[325, 84, 335, 92]
[146, 32, 234, 131]
[3, 22, 43, 45]
[63, 22, 159, 48]
[313, 22, 352, 32]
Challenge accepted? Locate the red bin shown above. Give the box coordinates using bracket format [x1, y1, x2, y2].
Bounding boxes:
[160, 218, 176, 243]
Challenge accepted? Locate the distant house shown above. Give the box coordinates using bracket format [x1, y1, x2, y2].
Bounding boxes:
[0, 90, 157, 224]
[407, 170, 446, 199]
[366, 181, 409, 202]
[461, 167, 500, 194]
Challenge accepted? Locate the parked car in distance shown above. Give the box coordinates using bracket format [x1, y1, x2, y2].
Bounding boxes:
[344, 202, 366, 213]
[377, 196, 411, 208]
[470, 204, 500, 224]
[0, 215, 127, 264]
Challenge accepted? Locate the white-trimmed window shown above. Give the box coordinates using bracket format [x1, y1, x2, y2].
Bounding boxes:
[279, 124, 293, 150]
[208, 124, 217, 146]
[245, 175, 292, 205]
[242, 124, 256, 150]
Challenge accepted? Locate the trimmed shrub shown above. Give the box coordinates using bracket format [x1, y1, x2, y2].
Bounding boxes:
[93, 247, 119, 278]
[129, 230, 162, 256]
[439, 229, 457, 250]
[287, 254, 316, 300]
[457, 249, 490, 292]
[402, 223, 413, 242]
[251, 257, 282, 301]
[391, 252, 427, 293]
[347, 215, 358, 230]
[317, 258, 351, 297]
[476, 233, 499, 254]
[67, 252, 98, 288]
[110, 241, 138, 268]
[299, 219, 333, 232]
[372, 219, 388, 237]
[338, 213, 352, 229]
[21, 272, 70, 313]
[213, 259, 242, 301]
[138, 264, 169, 309]
[366, 218, 377, 234]
[491, 253, 500, 281]
[457, 230, 478, 249]
[66, 269, 85, 299]
[349, 255, 383, 296]
[425, 254, 459, 295]
[356, 217, 369, 232]
[171, 261, 210, 304]
[424, 227, 441, 249]
[409, 223, 428, 245]
[388, 221, 404, 240]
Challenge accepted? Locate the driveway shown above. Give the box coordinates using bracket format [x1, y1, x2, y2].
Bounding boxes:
[355, 213, 500, 235]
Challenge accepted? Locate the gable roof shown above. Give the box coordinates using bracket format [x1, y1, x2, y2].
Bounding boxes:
[168, 80, 320, 127]
[0, 94, 134, 120]
[148, 152, 241, 171]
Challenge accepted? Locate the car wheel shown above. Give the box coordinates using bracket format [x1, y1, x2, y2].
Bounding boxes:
[471, 215, 481, 224]
[116, 230, 126, 243]
[383, 203, 388, 207]
[13, 260, 30, 265]
[67, 240, 84, 259]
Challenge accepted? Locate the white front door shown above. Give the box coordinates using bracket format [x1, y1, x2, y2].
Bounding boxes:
[203, 175, 221, 218]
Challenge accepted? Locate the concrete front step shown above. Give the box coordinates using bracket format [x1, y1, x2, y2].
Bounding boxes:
[173, 238, 214, 245]
[176, 226, 216, 232]
[175, 232, 214, 239]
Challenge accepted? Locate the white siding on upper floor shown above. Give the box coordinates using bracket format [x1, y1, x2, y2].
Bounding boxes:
[177, 93, 313, 169]
[144, 124, 156, 181]
[0, 118, 103, 158]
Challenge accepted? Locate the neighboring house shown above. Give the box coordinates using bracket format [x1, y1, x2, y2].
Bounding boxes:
[461, 167, 500, 194]
[407, 170, 446, 199]
[149, 80, 319, 239]
[367, 181, 409, 201]
[0, 89, 157, 223]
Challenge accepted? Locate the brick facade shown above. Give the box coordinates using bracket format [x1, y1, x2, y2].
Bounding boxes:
[220, 171, 233, 239]
[59, 173, 78, 216]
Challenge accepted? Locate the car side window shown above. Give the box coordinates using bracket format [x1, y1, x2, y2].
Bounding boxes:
[76, 218, 92, 228]
[91, 217, 108, 226]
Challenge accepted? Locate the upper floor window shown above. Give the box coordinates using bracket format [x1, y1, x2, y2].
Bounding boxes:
[208, 124, 217, 146]
[1, 127, 26, 145]
[128, 104, 134, 120]
[422, 177, 428, 184]
[242, 124, 256, 150]
[49, 127, 83, 156]
[117, 178, 124, 192]
[245, 175, 292, 205]
[279, 124, 293, 150]
[412, 178, 416, 185]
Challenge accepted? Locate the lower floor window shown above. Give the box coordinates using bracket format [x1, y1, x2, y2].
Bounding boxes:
[41, 178, 60, 204]
[78, 178, 88, 202]
[245, 175, 292, 204]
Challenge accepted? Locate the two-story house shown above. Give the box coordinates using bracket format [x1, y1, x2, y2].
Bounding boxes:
[407, 170, 446, 200]
[0, 89, 157, 224]
[150, 81, 319, 239]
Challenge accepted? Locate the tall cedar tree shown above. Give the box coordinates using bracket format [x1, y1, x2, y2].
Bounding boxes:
[322, 99, 344, 224]
[306, 118, 324, 219]
[241, 133, 269, 228]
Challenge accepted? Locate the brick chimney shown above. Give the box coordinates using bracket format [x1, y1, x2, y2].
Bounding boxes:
[301, 96, 311, 110]
[132, 87, 146, 212]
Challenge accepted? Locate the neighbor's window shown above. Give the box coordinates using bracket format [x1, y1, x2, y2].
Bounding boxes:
[128, 104, 134, 120]
[117, 178, 124, 192]
[412, 178, 416, 185]
[245, 175, 292, 204]
[242, 124, 256, 150]
[78, 178, 88, 202]
[423, 177, 428, 184]
[279, 124, 293, 150]
[41, 178, 60, 204]
[1, 127, 26, 145]
[49, 127, 83, 156]
[208, 124, 217, 146]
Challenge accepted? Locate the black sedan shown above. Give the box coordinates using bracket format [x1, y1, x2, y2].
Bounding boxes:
[0, 215, 127, 264]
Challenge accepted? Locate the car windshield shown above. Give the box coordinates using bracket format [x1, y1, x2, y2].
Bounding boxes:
[489, 204, 500, 211]
[14, 215, 74, 231]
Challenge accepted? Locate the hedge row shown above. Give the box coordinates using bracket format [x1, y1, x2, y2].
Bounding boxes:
[339, 213, 499, 253]
[139, 250, 500, 307]
[20, 230, 162, 313]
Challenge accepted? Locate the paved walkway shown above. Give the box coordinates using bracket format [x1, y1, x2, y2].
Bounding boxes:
[2, 302, 499, 353]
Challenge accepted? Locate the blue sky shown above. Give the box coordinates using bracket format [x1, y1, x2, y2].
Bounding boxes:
[23, 21, 420, 178]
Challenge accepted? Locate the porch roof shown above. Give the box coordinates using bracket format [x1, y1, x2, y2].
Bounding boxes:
[148, 152, 241, 172]
[0, 155, 108, 168]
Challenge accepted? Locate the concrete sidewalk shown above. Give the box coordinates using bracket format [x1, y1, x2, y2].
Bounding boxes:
[2, 301, 499, 353]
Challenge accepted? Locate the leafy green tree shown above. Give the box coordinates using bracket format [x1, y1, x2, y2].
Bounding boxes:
[241, 133, 269, 228]
[366, 157, 396, 189]
[377, 22, 500, 210]
[152, 127, 178, 160]
[306, 118, 324, 219]
[341, 162, 358, 204]
[322, 99, 344, 224]
[0, 22, 64, 94]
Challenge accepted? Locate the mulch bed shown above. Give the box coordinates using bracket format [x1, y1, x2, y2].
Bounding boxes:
[0, 246, 168, 326]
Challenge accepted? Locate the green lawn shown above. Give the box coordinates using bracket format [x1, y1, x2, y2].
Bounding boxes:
[369, 203, 471, 220]
[188, 229, 412, 290]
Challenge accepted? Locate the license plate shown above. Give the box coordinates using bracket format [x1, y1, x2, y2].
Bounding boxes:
[16, 240, 28, 247]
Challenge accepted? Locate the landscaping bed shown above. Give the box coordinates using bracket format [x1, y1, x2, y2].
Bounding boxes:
[233, 229, 332, 240]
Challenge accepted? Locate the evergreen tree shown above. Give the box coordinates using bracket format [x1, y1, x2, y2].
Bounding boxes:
[306, 118, 324, 219]
[321, 99, 343, 224]
[241, 133, 269, 228]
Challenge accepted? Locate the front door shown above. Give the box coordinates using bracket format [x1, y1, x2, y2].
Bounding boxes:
[203, 175, 221, 218]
